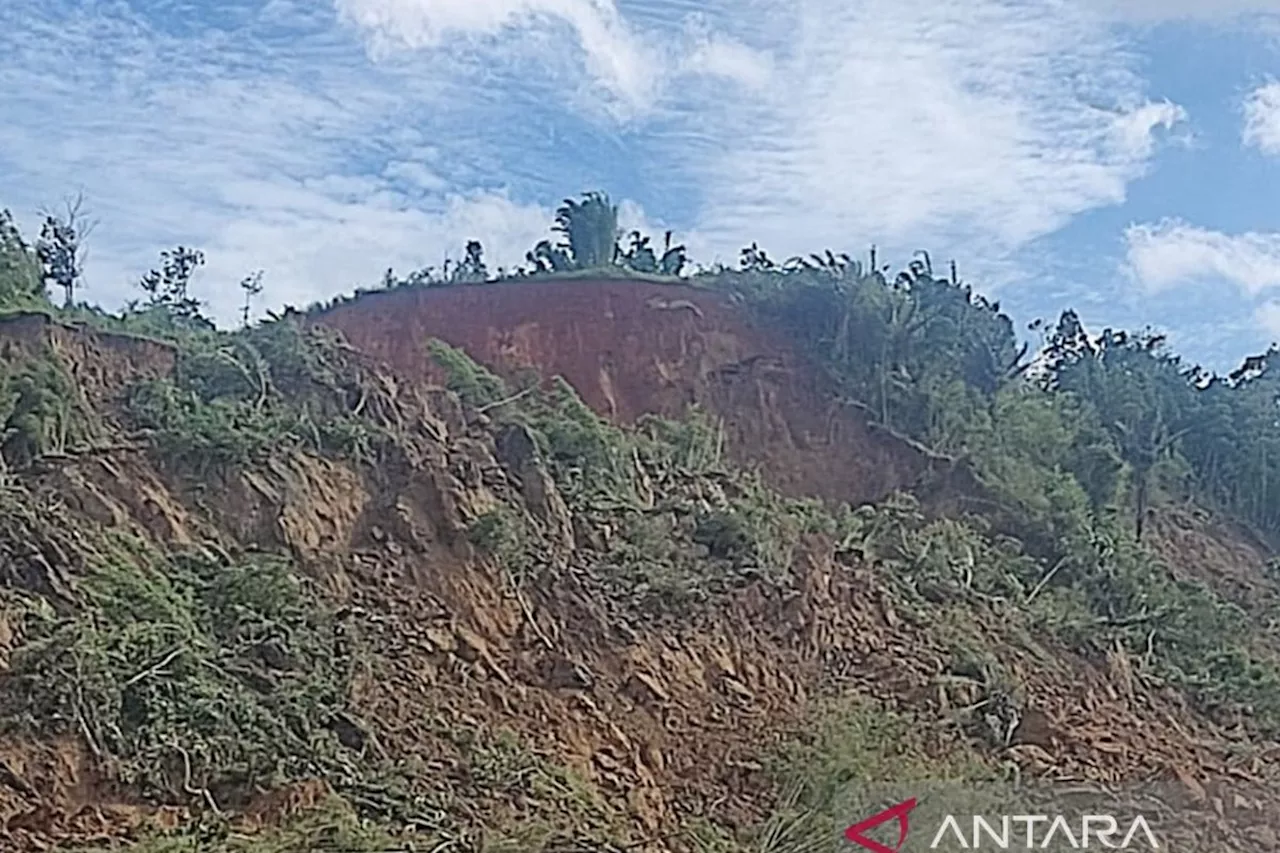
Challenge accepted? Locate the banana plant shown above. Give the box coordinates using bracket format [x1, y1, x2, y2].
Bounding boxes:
[525, 239, 573, 274]
[620, 230, 658, 273]
[658, 230, 687, 276]
[739, 242, 775, 271]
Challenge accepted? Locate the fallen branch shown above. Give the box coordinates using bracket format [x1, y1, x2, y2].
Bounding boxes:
[513, 582, 555, 651]
[173, 741, 221, 815]
[1026, 556, 1067, 603]
[477, 385, 537, 414]
[1096, 608, 1166, 628]
[123, 647, 183, 688]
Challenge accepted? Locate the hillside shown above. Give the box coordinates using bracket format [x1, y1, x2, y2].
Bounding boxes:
[2, 194, 1280, 850]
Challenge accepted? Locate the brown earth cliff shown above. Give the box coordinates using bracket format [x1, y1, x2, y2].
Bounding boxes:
[314, 279, 931, 507]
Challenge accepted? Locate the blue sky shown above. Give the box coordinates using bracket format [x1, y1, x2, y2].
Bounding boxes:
[2, 0, 1280, 372]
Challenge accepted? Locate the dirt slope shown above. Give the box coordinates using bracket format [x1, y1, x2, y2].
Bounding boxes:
[314, 279, 931, 507]
[2, 307, 1280, 851]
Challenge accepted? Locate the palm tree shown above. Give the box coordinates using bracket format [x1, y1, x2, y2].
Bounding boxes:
[553, 191, 619, 269]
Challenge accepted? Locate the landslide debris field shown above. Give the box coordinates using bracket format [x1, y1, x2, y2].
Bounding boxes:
[2, 194, 1280, 851]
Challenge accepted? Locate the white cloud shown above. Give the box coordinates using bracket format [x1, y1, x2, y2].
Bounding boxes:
[197, 190, 553, 321]
[1257, 300, 1280, 337]
[1244, 81, 1280, 156]
[333, 0, 773, 114]
[1111, 100, 1189, 159]
[677, 26, 775, 92]
[0, 0, 1197, 330]
[382, 160, 449, 192]
[1124, 219, 1280, 296]
[615, 198, 664, 239]
[0, 2, 567, 325]
[677, 0, 1187, 273]
[335, 0, 660, 110]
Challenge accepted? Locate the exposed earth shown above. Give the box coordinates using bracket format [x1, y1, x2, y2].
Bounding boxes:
[0, 276, 1277, 852]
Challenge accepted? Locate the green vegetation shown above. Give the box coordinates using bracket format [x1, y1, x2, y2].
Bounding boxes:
[704, 251, 1280, 735]
[4, 541, 356, 804]
[3, 188, 1280, 851]
[749, 702, 993, 853]
[125, 320, 387, 477]
[432, 339, 827, 609]
[0, 209, 46, 310]
[65, 796, 401, 853]
[0, 349, 97, 467]
[417, 220, 1280, 737]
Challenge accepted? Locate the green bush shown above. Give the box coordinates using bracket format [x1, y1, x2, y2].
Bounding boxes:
[2, 541, 357, 803]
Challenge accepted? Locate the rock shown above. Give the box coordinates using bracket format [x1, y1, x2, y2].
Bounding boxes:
[461, 404, 491, 429]
[454, 625, 490, 663]
[495, 423, 541, 472]
[1171, 763, 1207, 803]
[494, 423, 574, 552]
[722, 676, 754, 702]
[522, 466, 575, 551]
[640, 741, 665, 773]
[1004, 744, 1056, 775]
[547, 655, 595, 690]
[425, 388, 466, 439]
[573, 515, 609, 551]
[424, 626, 457, 653]
[256, 638, 296, 671]
[1010, 707, 1059, 751]
[0, 609, 13, 672]
[877, 589, 900, 628]
[454, 625, 513, 684]
[328, 712, 368, 751]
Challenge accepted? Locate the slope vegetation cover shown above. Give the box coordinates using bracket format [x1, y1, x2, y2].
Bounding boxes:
[0, 195, 1276, 851]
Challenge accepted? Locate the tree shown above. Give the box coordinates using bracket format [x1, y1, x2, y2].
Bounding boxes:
[615, 229, 688, 277]
[553, 191, 619, 269]
[35, 194, 96, 308]
[739, 242, 775, 271]
[658, 230, 687, 276]
[0, 209, 47, 309]
[240, 271, 264, 327]
[526, 240, 572, 274]
[1042, 317, 1201, 540]
[138, 246, 210, 329]
[449, 240, 488, 283]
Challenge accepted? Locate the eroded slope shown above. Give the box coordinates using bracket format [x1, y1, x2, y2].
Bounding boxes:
[0, 309, 1278, 853]
[314, 279, 932, 507]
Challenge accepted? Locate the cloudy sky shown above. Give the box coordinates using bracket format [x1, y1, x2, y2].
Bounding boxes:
[2, 0, 1279, 371]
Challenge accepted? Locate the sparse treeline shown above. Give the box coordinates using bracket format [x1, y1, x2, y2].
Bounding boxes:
[3, 190, 1280, 552]
[373, 190, 689, 290]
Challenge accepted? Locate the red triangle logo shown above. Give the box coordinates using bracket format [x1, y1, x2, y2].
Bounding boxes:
[844, 797, 918, 853]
